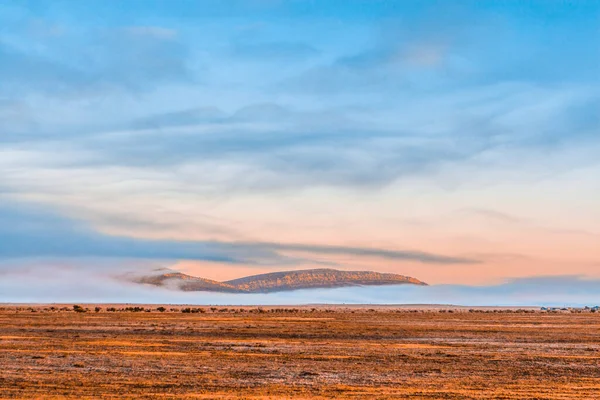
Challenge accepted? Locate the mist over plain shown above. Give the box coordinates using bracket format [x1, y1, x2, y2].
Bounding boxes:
[1, 261, 597, 307]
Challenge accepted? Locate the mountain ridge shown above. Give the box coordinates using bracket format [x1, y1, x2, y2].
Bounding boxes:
[135, 268, 427, 293]
[136, 272, 242, 292]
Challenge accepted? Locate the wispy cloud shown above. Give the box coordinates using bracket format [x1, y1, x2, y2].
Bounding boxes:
[259, 243, 476, 264]
[0, 25, 192, 96]
[0, 202, 474, 266]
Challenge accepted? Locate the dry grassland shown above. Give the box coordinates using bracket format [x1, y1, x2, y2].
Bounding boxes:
[1, 305, 599, 399]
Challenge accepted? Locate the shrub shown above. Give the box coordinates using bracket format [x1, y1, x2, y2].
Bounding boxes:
[124, 306, 145, 312]
[73, 305, 86, 313]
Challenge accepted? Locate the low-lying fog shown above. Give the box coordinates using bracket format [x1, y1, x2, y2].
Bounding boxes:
[0, 261, 598, 307]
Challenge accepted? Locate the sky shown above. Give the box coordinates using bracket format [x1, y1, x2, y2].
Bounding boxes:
[1, 1, 599, 305]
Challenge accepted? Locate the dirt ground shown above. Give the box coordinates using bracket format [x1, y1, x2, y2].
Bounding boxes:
[0, 305, 599, 399]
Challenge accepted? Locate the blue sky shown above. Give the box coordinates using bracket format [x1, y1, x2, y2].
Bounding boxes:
[0, 1, 599, 304]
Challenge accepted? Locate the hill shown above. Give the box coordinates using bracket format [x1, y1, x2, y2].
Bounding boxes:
[225, 268, 427, 293]
[136, 272, 243, 292]
[135, 268, 426, 293]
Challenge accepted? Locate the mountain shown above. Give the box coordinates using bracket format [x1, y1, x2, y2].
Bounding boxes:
[225, 269, 427, 293]
[136, 272, 243, 293]
[135, 268, 426, 293]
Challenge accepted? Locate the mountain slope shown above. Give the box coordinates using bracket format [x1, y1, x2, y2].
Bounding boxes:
[225, 268, 427, 293]
[135, 268, 427, 293]
[136, 272, 243, 292]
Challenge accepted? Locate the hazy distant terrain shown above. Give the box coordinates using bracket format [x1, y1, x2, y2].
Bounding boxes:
[135, 268, 427, 293]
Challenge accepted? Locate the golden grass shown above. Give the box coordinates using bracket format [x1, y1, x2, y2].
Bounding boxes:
[0, 306, 599, 399]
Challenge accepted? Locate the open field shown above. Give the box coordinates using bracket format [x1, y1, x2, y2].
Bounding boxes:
[1, 305, 599, 399]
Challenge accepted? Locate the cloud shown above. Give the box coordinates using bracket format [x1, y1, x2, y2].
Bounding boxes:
[59, 82, 596, 193]
[0, 202, 474, 266]
[91, 27, 192, 89]
[0, 203, 240, 263]
[132, 107, 226, 129]
[0, 41, 83, 94]
[131, 103, 295, 130]
[0, 25, 192, 96]
[276, 4, 600, 97]
[58, 101, 486, 190]
[274, 13, 466, 95]
[261, 243, 477, 264]
[459, 208, 524, 223]
[460, 207, 600, 237]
